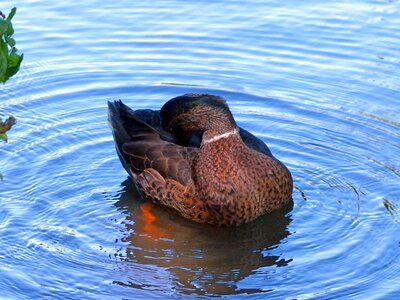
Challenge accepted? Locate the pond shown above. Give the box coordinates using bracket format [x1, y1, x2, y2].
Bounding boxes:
[1, 0, 399, 299]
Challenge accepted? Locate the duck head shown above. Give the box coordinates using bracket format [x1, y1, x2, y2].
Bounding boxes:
[160, 94, 237, 143]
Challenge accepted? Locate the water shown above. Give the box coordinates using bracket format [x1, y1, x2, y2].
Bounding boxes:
[1, 0, 399, 298]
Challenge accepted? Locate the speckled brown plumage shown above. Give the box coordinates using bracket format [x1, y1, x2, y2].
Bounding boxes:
[108, 94, 293, 226]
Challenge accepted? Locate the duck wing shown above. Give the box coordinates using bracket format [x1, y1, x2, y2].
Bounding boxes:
[108, 100, 197, 186]
[238, 127, 272, 157]
[112, 101, 272, 157]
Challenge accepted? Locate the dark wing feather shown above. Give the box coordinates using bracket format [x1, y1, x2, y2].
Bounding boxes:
[239, 128, 272, 157]
[122, 139, 196, 185]
[108, 100, 197, 185]
[132, 109, 162, 128]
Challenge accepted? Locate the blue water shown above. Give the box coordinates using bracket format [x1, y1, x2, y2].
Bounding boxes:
[1, 0, 399, 299]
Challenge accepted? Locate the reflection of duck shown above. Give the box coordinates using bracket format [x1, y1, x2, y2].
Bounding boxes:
[108, 93, 293, 226]
[113, 180, 293, 296]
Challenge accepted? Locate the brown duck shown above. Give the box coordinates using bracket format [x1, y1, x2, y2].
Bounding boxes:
[108, 93, 293, 226]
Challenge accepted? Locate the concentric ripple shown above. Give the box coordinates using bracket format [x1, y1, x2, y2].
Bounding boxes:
[1, 0, 399, 299]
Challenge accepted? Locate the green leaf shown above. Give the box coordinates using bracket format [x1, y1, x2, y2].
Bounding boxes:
[0, 35, 7, 56]
[6, 20, 14, 37]
[0, 39, 8, 82]
[0, 19, 8, 36]
[0, 133, 7, 142]
[0, 7, 22, 83]
[7, 52, 24, 68]
[8, 48, 21, 67]
[6, 7, 17, 22]
[6, 37, 15, 47]
[5, 52, 23, 80]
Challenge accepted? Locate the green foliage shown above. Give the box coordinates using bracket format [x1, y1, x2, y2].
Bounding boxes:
[0, 7, 23, 83]
[1, 7, 21, 146]
[0, 132, 7, 141]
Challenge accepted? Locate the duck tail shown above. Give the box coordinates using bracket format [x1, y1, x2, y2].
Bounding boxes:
[108, 100, 147, 174]
[108, 100, 135, 148]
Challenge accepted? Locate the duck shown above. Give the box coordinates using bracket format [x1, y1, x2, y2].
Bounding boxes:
[108, 93, 293, 226]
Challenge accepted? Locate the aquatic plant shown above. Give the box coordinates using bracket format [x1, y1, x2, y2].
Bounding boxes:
[0, 7, 23, 83]
[0, 7, 22, 142]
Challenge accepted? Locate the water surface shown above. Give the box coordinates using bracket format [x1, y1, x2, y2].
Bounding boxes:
[1, 0, 399, 299]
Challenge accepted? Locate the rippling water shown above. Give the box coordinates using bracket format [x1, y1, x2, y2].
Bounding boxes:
[1, 0, 399, 299]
